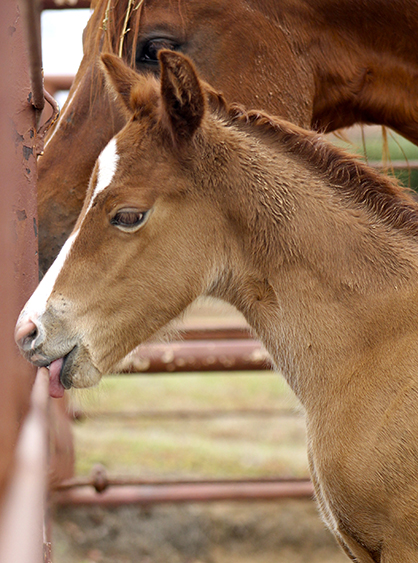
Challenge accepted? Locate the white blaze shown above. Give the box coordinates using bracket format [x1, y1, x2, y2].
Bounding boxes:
[85, 137, 120, 216]
[19, 137, 120, 323]
[18, 232, 78, 323]
[95, 137, 119, 197]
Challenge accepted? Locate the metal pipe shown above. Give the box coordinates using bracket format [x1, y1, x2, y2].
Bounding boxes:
[371, 160, 418, 171]
[53, 480, 314, 506]
[73, 407, 301, 421]
[0, 2, 51, 560]
[56, 473, 311, 492]
[175, 325, 252, 340]
[36, 89, 61, 155]
[0, 0, 39, 502]
[41, 0, 91, 8]
[43, 74, 74, 96]
[20, 0, 45, 115]
[60, 476, 310, 488]
[121, 339, 272, 373]
[53, 465, 313, 505]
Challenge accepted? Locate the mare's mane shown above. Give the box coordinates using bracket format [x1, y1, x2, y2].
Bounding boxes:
[89, 0, 148, 64]
[82, 0, 149, 107]
[219, 101, 418, 238]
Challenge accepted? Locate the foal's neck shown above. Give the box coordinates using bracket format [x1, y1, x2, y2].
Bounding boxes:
[211, 142, 418, 408]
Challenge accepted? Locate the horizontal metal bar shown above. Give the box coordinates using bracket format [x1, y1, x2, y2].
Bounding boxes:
[176, 324, 252, 340]
[43, 75, 73, 96]
[371, 159, 418, 170]
[56, 473, 311, 491]
[53, 480, 314, 506]
[55, 462, 310, 489]
[73, 407, 301, 421]
[120, 339, 272, 373]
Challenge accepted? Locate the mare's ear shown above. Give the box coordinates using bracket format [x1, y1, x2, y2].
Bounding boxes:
[100, 53, 140, 114]
[158, 50, 205, 143]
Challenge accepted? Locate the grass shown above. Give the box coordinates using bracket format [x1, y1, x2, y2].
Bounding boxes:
[70, 372, 308, 480]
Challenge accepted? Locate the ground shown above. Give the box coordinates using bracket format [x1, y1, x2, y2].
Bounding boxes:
[53, 501, 348, 563]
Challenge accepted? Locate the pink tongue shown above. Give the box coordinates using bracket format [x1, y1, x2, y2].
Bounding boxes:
[49, 358, 65, 398]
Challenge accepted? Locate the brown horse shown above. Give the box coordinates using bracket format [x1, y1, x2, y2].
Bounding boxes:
[37, 0, 418, 274]
[16, 50, 418, 561]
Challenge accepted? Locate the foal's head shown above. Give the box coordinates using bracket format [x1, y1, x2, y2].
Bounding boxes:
[15, 51, 238, 391]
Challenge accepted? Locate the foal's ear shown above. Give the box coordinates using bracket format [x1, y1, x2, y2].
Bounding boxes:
[158, 50, 205, 143]
[100, 53, 140, 114]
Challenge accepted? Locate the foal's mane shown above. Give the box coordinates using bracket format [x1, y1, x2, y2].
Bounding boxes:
[217, 100, 418, 238]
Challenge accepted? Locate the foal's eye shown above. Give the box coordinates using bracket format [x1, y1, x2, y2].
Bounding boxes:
[136, 38, 181, 67]
[111, 209, 150, 232]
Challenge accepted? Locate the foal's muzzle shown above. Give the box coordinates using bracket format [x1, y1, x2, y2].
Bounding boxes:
[15, 315, 49, 366]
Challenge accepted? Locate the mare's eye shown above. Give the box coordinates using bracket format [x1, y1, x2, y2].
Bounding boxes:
[136, 38, 180, 67]
[111, 209, 150, 232]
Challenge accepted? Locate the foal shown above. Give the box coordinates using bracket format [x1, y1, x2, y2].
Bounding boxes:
[16, 51, 418, 562]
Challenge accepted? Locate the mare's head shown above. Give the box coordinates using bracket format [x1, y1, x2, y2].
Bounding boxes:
[37, 0, 418, 274]
[37, 0, 313, 274]
[16, 51, 241, 393]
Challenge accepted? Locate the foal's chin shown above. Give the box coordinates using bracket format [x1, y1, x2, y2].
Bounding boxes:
[50, 343, 103, 391]
[66, 355, 102, 390]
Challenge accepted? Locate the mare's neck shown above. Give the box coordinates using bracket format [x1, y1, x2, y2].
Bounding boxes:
[259, 0, 418, 142]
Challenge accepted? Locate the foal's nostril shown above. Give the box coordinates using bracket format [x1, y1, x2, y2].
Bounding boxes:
[26, 325, 38, 341]
[15, 318, 39, 351]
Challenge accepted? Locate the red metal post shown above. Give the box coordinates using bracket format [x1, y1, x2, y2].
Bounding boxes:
[0, 0, 39, 503]
[0, 1, 51, 562]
